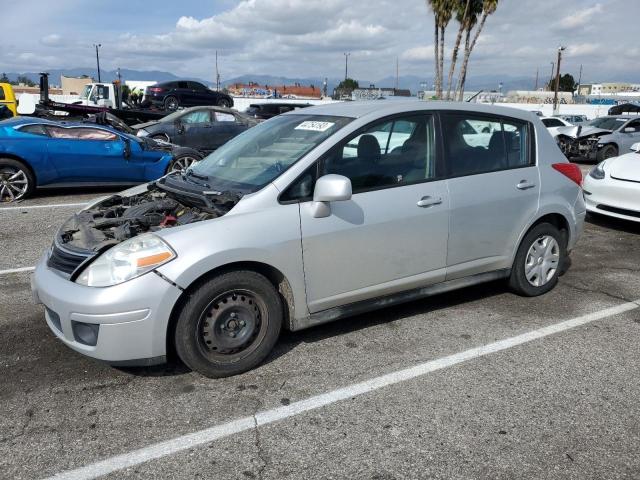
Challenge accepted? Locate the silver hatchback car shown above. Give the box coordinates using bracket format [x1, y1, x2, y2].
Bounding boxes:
[33, 101, 585, 377]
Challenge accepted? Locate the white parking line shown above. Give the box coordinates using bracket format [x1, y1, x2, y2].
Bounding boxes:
[43, 299, 639, 480]
[0, 266, 35, 275]
[0, 202, 87, 211]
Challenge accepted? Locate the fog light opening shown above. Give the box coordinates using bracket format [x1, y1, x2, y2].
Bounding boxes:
[71, 321, 100, 346]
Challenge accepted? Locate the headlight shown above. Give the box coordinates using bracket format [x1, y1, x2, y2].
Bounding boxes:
[76, 234, 176, 287]
[589, 161, 606, 180]
[137, 129, 149, 137]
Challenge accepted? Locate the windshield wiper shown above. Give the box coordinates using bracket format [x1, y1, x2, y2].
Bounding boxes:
[186, 169, 209, 181]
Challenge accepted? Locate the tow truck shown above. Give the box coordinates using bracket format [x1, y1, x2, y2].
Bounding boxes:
[0, 82, 17, 118]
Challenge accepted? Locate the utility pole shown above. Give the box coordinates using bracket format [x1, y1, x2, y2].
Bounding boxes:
[553, 46, 566, 115]
[117, 67, 121, 83]
[576, 64, 583, 96]
[395, 57, 399, 91]
[94, 44, 102, 82]
[344, 52, 350, 81]
[215, 50, 220, 91]
[534, 68, 539, 91]
[549, 62, 555, 90]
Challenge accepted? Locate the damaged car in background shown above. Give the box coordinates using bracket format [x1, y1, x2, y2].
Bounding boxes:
[0, 116, 202, 202]
[555, 115, 640, 162]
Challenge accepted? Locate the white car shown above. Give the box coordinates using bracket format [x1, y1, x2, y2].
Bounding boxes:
[583, 142, 640, 222]
[541, 116, 573, 137]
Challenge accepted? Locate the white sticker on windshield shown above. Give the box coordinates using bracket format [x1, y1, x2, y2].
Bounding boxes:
[295, 121, 335, 132]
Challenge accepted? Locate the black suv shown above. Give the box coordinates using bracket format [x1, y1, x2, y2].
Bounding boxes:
[145, 81, 234, 111]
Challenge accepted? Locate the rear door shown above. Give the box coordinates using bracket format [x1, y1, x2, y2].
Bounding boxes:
[174, 109, 213, 151]
[296, 113, 450, 313]
[441, 112, 540, 280]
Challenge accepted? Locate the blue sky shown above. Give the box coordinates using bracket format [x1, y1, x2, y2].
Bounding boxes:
[2, 0, 638, 83]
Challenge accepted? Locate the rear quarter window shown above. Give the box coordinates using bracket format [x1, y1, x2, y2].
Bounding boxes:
[18, 124, 48, 136]
[0, 86, 5, 101]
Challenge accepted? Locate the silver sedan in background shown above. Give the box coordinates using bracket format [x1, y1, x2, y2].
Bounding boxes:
[32, 101, 585, 377]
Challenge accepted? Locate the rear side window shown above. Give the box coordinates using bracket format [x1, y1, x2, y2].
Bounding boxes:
[0, 86, 5, 101]
[177, 81, 189, 89]
[441, 113, 532, 177]
[215, 112, 236, 122]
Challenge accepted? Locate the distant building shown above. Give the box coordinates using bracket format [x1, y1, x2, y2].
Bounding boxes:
[578, 83, 640, 96]
[349, 87, 411, 100]
[60, 75, 93, 95]
[228, 82, 322, 99]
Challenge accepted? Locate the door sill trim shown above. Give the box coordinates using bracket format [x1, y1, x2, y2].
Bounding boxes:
[292, 269, 510, 331]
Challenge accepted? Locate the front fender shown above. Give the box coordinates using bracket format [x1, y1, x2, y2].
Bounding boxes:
[155, 198, 308, 319]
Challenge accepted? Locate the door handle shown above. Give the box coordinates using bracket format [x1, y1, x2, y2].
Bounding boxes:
[516, 180, 536, 190]
[417, 196, 443, 208]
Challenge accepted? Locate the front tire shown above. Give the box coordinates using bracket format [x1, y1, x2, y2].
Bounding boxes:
[597, 144, 618, 162]
[166, 152, 201, 174]
[174, 271, 283, 378]
[0, 158, 35, 202]
[508, 222, 566, 297]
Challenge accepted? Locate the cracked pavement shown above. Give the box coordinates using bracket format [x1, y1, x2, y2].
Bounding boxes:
[1, 184, 640, 480]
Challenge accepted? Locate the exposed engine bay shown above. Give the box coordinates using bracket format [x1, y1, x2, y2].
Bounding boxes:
[555, 126, 611, 159]
[57, 180, 241, 252]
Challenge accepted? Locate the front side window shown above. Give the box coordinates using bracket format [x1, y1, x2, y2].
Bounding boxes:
[46, 126, 118, 141]
[190, 114, 353, 191]
[321, 114, 436, 193]
[181, 110, 211, 124]
[624, 119, 640, 132]
[442, 113, 531, 177]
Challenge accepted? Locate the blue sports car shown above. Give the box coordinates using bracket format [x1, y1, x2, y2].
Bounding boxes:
[0, 116, 202, 202]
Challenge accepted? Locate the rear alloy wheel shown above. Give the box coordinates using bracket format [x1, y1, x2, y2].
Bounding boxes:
[167, 154, 199, 173]
[0, 158, 34, 202]
[164, 95, 179, 111]
[175, 271, 283, 378]
[509, 222, 566, 296]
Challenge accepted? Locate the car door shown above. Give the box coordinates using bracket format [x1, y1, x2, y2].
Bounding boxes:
[441, 112, 540, 280]
[45, 126, 138, 182]
[618, 119, 640, 151]
[295, 113, 449, 313]
[174, 109, 212, 150]
[207, 111, 246, 150]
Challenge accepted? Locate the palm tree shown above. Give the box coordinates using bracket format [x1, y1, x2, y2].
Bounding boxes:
[445, 0, 471, 100]
[427, 0, 454, 99]
[456, 0, 498, 100]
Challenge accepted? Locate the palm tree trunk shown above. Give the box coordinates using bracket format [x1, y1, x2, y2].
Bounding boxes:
[457, 11, 489, 101]
[438, 25, 446, 99]
[434, 22, 441, 98]
[446, 0, 470, 100]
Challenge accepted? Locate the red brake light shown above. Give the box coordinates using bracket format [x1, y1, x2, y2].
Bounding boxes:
[148, 87, 163, 93]
[552, 163, 582, 186]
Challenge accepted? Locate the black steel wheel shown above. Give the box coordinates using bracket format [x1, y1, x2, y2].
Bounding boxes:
[174, 271, 283, 378]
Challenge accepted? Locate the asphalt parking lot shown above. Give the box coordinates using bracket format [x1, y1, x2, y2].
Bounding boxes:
[1, 166, 639, 480]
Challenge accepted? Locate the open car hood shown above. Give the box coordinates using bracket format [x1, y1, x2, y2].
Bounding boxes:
[609, 154, 640, 182]
[556, 125, 612, 139]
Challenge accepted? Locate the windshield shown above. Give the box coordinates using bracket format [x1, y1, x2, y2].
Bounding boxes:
[190, 114, 353, 191]
[80, 85, 92, 99]
[589, 117, 627, 130]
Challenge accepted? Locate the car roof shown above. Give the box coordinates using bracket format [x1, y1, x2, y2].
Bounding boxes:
[2, 115, 122, 133]
[286, 100, 539, 122]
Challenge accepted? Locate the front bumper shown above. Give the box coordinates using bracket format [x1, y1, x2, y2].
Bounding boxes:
[583, 176, 640, 223]
[32, 253, 183, 365]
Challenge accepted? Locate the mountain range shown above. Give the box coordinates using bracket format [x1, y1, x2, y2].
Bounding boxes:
[0, 68, 570, 94]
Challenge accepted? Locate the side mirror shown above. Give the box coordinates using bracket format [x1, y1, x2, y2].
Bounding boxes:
[122, 138, 131, 159]
[311, 174, 352, 218]
[630, 142, 640, 153]
[624, 127, 636, 133]
[174, 120, 184, 134]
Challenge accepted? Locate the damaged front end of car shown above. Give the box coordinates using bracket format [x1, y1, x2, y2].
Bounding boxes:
[555, 125, 612, 160]
[47, 175, 242, 278]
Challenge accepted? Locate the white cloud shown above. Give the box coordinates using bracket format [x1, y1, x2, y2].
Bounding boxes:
[556, 3, 603, 30]
[567, 43, 601, 56]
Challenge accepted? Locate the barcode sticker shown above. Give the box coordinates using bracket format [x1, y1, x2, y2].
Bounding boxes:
[295, 121, 335, 132]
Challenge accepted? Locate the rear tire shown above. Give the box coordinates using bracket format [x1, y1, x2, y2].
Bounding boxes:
[174, 271, 283, 378]
[597, 144, 618, 162]
[0, 158, 35, 202]
[164, 96, 179, 111]
[218, 97, 231, 108]
[509, 222, 566, 297]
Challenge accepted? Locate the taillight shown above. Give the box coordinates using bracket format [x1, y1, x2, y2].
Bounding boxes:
[552, 163, 582, 186]
[148, 87, 163, 93]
